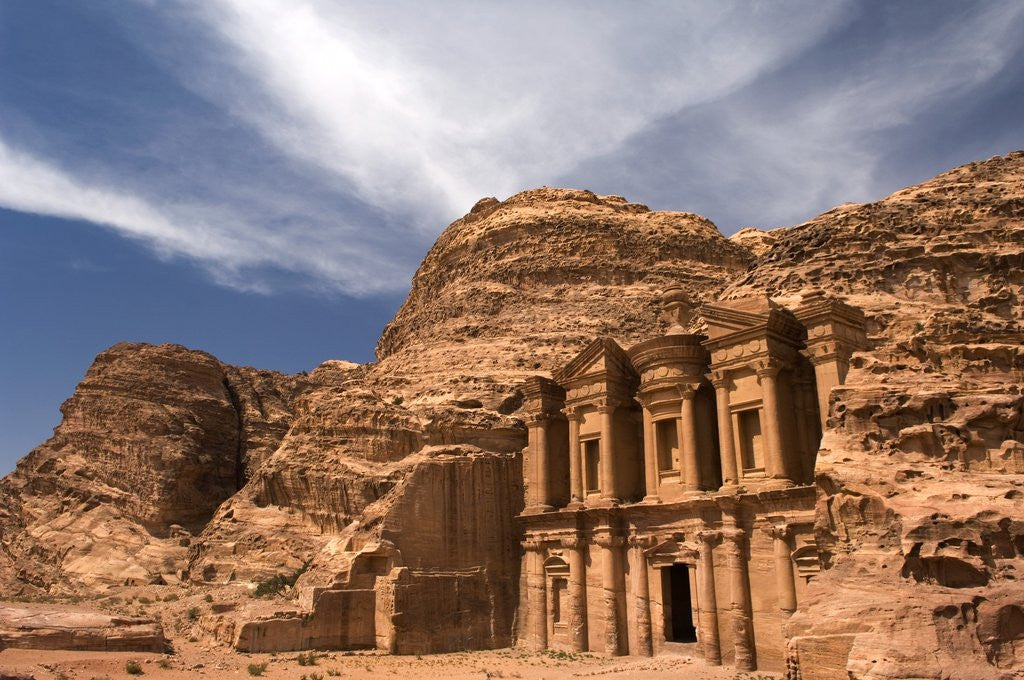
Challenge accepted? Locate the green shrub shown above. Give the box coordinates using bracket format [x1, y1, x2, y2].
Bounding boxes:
[296, 651, 319, 666]
[157, 658, 172, 669]
[187, 606, 201, 621]
[204, 593, 214, 603]
[247, 662, 268, 676]
[254, 560, 312, 598]
[162, 593, 178, 602]
[125, 659, 144, 675]
[137, 597, 151, 605]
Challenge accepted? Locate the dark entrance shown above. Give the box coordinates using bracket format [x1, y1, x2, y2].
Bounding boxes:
[663, 564, 696, 642]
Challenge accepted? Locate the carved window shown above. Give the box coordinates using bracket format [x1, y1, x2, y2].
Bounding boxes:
[739, 409, 764, 471]
[583, 439, 600, 492]
[551, 577, 567, 623]
[656, 419, 680, 471]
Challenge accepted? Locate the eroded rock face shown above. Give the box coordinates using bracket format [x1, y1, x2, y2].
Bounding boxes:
[2, 152, 1023, 673]
[0, 606, 166, 653]
[0, 343, 305, 594]
[374, 188, 752, 407]
[721, 151, 1024, 678]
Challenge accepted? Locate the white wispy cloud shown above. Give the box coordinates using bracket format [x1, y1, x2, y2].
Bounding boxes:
[0, 135, 408, 293]
[171, 0, 855, 229]
[558, 2, 1024, 231]
[1, 1, 1021, 296]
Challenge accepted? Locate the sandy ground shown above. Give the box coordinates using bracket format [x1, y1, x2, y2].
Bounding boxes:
[0, 646, 768, 680]
[0, 591, 777, 680]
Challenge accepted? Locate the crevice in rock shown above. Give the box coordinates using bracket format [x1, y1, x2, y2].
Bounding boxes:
[222, 377, 247, 492]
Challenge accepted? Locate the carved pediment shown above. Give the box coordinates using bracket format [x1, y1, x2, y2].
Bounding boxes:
[700, 296, 806, 348]
[646, 537, 699, 566]
[554, 337, 637, 386]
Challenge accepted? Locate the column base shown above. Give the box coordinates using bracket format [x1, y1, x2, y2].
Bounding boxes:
[590, 496, 621, 508]
[566, 500, 585, 510]
[523, 504, 556, 515]
[682, 489, 704, 499]
[751, 477, 794, 492]
[715, 483, 743, 496]
[640, 495, 662, 504]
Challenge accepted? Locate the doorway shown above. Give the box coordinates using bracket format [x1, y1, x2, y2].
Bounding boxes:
[663, 564, 696, 642]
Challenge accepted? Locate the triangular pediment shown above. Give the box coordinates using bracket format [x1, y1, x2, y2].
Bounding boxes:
[554, 337, 635, 384]
[700, 296, 803, 343]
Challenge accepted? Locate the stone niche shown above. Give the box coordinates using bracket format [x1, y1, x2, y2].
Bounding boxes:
[516, 288, 868, 672]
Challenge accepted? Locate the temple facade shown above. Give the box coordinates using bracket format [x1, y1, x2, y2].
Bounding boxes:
[516, 287, 868, 671]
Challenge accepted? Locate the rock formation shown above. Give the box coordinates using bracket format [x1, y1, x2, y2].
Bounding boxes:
[0, 607, 165, 653]
[1, 153, 1023, 677]
[723, 151, 1024, 677]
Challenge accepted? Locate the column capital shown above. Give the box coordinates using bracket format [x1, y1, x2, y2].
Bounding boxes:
[707, 370, 732, 390]
[522, 538, 546, 553]
[696, 529, 722, 546]
[563, 405, 582, 421]
[560, 535, 587, 550]
[524, 411, 560, 426]
[628, 532, 657, 551]
[760, 523, 791, 541]
[595, 533, 626, 549]
[722, 527, 747, 544]
[755, 358, 783, 379]
[596, 398, 619, 414]
[677, 382, 699, 400]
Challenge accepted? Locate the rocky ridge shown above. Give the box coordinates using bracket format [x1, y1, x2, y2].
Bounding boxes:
[2, 153, 1023, 676]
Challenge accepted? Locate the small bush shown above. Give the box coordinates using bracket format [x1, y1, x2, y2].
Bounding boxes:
[254, 560, 312, 598]
[137, 597, 151, 605]
[392, 396, 404, 406]
[204, 593, 214, 603]
[326, 670, 341, 677]
[247, 662, 268, 676]
[187, 607, 201, 621]
[157, 658, 172, 669]
[162, 593, 178, 602]
[125, 659, 144, 675]
[296, 651, 319, 666]
[300, 674, 323, 680]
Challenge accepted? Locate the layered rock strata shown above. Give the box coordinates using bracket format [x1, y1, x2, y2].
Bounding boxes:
[723, 151, 1024, 677]
[0, 152, 1022, 676]
[0, 607, 166, 653]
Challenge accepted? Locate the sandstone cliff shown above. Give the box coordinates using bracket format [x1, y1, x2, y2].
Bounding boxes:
[723, 151, 1024, 676]
[373, 188, 752, 407]
[0, 343, 305, 594]
[2, 153, 1023, 676]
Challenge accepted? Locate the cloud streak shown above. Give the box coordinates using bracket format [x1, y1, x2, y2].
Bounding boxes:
[171, 0, 854, 226]
[0, 135, 408, 294]
[1, 1, 1022, 296]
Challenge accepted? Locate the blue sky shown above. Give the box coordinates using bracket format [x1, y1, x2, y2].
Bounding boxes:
[2, 1, 1023, 474]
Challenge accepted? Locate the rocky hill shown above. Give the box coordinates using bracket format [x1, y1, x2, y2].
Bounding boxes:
[1, 153, 1023, 675]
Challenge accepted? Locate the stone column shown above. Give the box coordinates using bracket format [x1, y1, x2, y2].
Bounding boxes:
[523, 539, 548, 651]
[766, 525, 797, 614]
[809, 351, 849, 430]
[598, 400, 619, 503]
[640, 403, 660, 503]
[791, 379, 817, 482]
[756, 362, 789, 484]
[696, 530, 722, 665]
[567, 408, 584, 507]
[534, 415, 553, 510]
[561, 535, 589, 651]
[710, 371, 739, 490]
[678, 384, 701, 494]
[723, 528, 756, 671]
[596, 534, 626, 656]
[629, 535, 653, 657]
